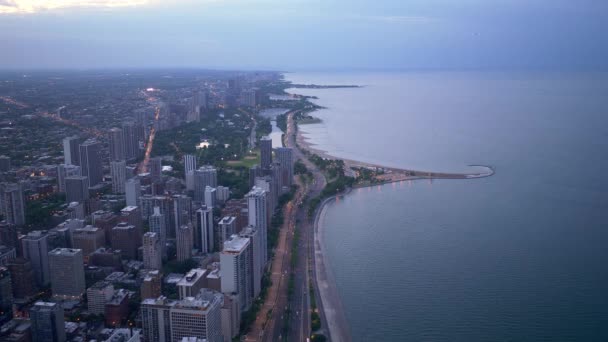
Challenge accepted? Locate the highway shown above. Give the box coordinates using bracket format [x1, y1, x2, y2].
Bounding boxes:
[262, 110, 327, 342]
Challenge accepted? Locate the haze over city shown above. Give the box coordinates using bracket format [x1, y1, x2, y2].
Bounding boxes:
[1, 0, 607, 70]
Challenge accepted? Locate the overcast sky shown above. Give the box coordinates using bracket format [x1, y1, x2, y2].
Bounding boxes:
[1, 0, 607, 70]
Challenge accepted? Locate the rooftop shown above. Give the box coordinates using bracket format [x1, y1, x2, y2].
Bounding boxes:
[222, 235, 249, 253]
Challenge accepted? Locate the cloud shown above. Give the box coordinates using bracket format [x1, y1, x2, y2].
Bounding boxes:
[0, 0, 151, 13]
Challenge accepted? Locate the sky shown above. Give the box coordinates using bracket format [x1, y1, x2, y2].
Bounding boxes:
[0, 0, 607, 70]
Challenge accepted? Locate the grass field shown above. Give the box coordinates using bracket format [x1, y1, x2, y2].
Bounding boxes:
[226, 149, 260, 168]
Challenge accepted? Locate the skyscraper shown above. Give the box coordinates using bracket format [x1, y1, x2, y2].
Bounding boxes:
[275, 147, 294, 189]
[149, 207, 166, 253]
[87, 281, 114, 315]
[169, 289, 223, 342]
[65, 176, 89, 203]
[48, 248, 85, 299]
[57, 164, 81, 193]
[122, 121, 141, 161]
[173, 195, 192, 231]
[247, 186, 268, 265]
[259, 136, 272, 169]
[143, 232, 162, 270]
[193, 166, 217, 202]
[218, 216, 237, 245]
[0, 267, 13, 322]
[176, 224, 193, 262]
[0, 183, 25, 226]
[141, 296, 174, 342]
[72, 226, 105, 261]
[204, 186, 217, 208]
[21, 231, 50, 287]
[79, 139, 103, 187]
[30, 302, 66, 342]
[183, 154, 197, 176]
[195, 205, 214, 254]
[125, 177, 141, 207]
[111, 222, 140, 260]
[7, 258, 36, 300]
[110, 160, 127, 194]
[150, 157, 162, 181]
[108, 127, 126, 162]
[63, 135, 80, 166]
[239, 226, 261, 299]
[220, 235, 252, 311]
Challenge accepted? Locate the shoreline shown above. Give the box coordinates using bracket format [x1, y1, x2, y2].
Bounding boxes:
[293, 107, 494, 342]
[296, 125, 495, 181]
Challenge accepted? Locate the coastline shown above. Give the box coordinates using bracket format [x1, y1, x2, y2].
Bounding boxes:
[312, 193, 353, 342]
[294, 104, 494, 342]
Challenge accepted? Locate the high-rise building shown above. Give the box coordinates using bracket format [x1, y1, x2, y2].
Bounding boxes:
[195, 205, 214, 253]
[150, 157, 162, 181]
[0, 183, 25, 226]
[193, 166, 217, 202]
[111, 223, 140, 260]
[220, 235, 252, 311]
[6, 258, 36, 300]
[21, 231, 50, 287]
[141, 296, 174, 342]
[143, 232, 162, 270]
[65, 176, 89, 204]
[169, 289, 223, 342]
[122, 121, 141, 161]
[176, 268, 207, 300]
[72, 226, 105, 261]
[120, 206, 143, 239]
[125, 177, 141, 207]
[0, 267, 13, 322]
[184, 154, 197, 177]
[57, 164, 81, 193]
[87, 281, 114, 315]
[239, 226, 261, 299]
[108, 127, 126, 162]
[63, 136, 80, 166]
[247, 187, 268, 266]
[0, 245, 15, 266]
[0, 222, 19, 252]
[216, 186, 230, 204]
[259, 136, 272, 169]
[173, 195, 192, 231]
[30, 301, 66, 342]
[204, 186, 217, 208]
[79, 139, 103, 187]
[111, 160, 127, 194]
[275, 147, 294, 189]
[48, 248, 85, 299]
[176, 224, 193, 262]
[149, 207, 166, 253]
[141, 270, 162, 300]
[218, 216, 237, 245]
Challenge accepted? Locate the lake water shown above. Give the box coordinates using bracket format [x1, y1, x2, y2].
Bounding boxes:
[285, 71, 608, 341]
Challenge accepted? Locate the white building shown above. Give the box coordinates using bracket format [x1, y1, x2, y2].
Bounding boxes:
[247, 186, 268, 266]
[204, 186, 217, 208]
[177, 268, 207, 300]
[220, 235, 252, 311]
[218, 216, 236, 245]
[169, 289, 223, 342]
[195, 205, 214, 254]
[125, 177, 141, 207]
